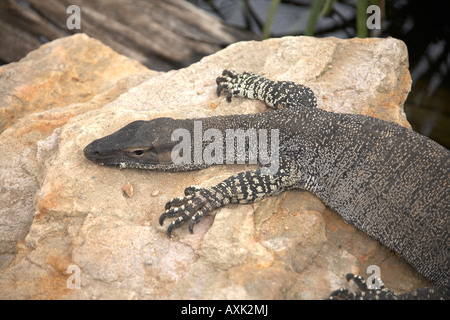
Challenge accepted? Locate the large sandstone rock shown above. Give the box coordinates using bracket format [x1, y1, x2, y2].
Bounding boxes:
[0, 34, 159, 269]
[0, 34, 432, 299]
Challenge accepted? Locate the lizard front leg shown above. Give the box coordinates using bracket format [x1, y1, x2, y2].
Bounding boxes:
[159, 161, 297, 236]
[216, 69, 317, 110]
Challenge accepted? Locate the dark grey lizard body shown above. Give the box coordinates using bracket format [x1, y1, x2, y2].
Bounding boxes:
[84, 70, 449, 299]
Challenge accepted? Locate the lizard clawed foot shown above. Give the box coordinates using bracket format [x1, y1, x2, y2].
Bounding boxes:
[159, 185, 225, 237]
[216, 69, 256, 102]
[327, 273, 397, 300]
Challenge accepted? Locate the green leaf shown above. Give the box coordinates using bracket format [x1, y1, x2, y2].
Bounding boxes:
[356, 0, 368, 38]
[320, 0, 336, 16]
[262, 0, 282, 39]
[305, 0, 324, 36]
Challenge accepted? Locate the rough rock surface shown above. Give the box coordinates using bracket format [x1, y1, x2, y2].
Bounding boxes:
[0, 34, 432, 299]
[0, 34, 159, 269]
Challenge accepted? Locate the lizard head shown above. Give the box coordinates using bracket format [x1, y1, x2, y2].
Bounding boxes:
[83, 118, 190, 171]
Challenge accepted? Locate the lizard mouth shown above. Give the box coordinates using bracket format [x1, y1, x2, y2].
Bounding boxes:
[83, 141, 174, 170]
[83, 141, 123, 166]
[83, 141, 101, 163]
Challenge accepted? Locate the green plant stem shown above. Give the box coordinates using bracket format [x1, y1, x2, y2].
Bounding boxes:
[305, 0, 324, 36]
[262, 0, 281, 39]
[356, 0, 368, 38]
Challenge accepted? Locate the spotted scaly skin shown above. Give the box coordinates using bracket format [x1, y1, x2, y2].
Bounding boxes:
[84, 70, 449, 299]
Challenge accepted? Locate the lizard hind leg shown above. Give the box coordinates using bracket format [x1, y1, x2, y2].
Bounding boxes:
[327, 274, 398, 300]
[327, 274, 449, 300]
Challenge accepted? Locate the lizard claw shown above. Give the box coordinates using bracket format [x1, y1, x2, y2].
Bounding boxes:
[159, 185, 224, 237]
[216, 69, 255, 102]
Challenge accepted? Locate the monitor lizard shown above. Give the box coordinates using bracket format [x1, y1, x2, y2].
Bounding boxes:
[84, 70, 449, 299]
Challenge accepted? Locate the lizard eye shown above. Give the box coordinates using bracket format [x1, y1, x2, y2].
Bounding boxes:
[124, 147, 151, 158]
[133, 149, 145, 156]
